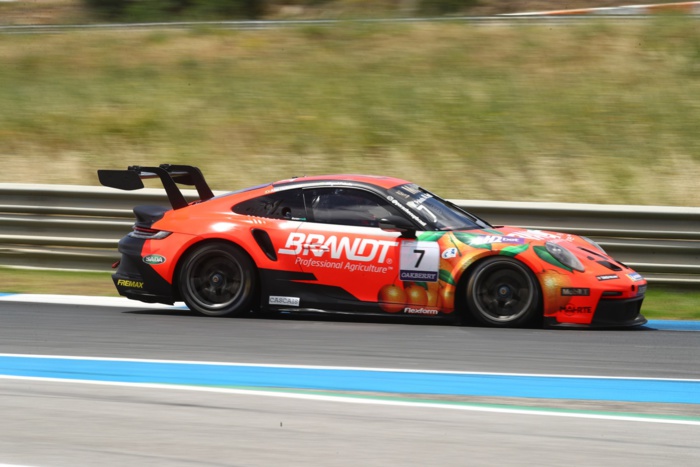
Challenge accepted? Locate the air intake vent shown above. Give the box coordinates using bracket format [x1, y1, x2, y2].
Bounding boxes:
[597, 260, 623, 272]
[579, 247, 605, 259]
[602, 291, 623, 297]
[252, 229, 277, 261]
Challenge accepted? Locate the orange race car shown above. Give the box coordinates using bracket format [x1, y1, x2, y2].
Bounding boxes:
[98, 164, 647, 328]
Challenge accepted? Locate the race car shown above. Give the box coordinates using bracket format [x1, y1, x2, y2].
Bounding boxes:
[98, 164, 647, 328]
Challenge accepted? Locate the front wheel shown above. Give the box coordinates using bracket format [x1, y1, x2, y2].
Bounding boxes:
[178, 242, 257, 317]
[466, 257, 540, 328]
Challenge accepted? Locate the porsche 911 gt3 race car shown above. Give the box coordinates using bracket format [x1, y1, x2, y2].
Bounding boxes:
[98, 164, 647, 328]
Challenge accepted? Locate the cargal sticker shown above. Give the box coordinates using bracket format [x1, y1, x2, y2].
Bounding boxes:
[269, 296, 300, 306]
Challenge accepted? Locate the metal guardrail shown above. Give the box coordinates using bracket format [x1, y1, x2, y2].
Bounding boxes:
[2, 15, 699, 35]
[1, 183, 699, 285]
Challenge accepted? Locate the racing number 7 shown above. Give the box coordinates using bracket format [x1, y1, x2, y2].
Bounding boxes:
[413, 249, 425, 268]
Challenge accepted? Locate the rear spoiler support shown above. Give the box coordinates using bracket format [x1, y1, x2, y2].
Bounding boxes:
[97, 164, 215, 210]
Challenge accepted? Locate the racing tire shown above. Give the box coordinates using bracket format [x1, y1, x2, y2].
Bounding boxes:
[466, 257, 540, 328]
[178, 242, 257, 317]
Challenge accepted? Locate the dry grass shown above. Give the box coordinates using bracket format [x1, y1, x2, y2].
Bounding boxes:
[1, 19, 699, 205]
[0, 0, 88, 25]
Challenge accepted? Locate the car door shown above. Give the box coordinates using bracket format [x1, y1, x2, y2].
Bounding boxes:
[275, 187, 440, 314]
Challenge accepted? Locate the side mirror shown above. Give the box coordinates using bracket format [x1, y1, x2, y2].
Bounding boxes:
[378, 216, 417, 238]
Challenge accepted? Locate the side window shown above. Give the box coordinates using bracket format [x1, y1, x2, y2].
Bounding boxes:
[304, 188, 401, 227]
[232, 189, 306, 220]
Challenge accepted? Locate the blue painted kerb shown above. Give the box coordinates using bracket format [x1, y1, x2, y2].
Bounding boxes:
[1, 356, 698, 405]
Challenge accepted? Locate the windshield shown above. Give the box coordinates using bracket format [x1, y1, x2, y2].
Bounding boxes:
[387, 184, 490, 231]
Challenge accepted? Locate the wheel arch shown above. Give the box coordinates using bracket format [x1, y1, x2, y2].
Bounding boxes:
[452, 253, 490, 324]
[172, 237, 260, 303]
[452, 253, 545, 326]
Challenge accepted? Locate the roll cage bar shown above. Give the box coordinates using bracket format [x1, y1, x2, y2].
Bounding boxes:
[97, 164, 215, 210]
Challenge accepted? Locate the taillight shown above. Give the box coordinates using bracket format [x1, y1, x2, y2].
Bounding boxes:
[129, 226, 172, 239]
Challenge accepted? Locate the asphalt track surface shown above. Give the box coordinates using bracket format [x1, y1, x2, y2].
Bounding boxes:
[1, 298, 699, 466]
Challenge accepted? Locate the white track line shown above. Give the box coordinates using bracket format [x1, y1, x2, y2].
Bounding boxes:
[1, 374, 699, 426]
[0, 294, 186, 309]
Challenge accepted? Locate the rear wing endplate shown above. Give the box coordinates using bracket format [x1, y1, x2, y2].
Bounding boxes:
[98, 164, 215, 210]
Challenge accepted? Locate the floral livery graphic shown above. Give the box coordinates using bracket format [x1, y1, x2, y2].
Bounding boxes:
[374, 227, 595, 321]
[377, 229, 539, 315]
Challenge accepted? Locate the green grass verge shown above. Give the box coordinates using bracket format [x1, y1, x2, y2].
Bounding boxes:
[0, 267, 696, 320]
[0, 268, 117, 297]
[641, 287, 700, 321]
[1, 18, 700, 205]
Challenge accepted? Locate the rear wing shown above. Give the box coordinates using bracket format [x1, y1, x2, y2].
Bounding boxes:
[97, 164, 215, 210]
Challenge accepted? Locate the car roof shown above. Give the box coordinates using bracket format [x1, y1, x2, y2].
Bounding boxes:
[271, 174, 410, 190]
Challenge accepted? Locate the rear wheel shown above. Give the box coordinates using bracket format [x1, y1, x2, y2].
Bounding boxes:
[466, 257, 540, 328]
[178, 242, 257, 317]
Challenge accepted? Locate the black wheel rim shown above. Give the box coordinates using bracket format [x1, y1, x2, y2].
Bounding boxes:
[186, 251, 244, 313]
[472, 262, 535, 323]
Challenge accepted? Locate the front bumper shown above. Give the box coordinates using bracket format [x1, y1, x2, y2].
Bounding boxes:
[546, 295, 647, 328]
[591, 295, 647, 327]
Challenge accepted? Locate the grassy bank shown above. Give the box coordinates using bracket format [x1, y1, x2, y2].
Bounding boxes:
[1, 18, 699, 205]
[0, 268, 696, 320]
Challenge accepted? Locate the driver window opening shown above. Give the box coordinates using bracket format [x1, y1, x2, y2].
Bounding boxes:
[232, 189, 306, 220]
[306, 188, 400, 227]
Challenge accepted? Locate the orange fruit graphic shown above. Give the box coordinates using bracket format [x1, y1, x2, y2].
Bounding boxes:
[438, 231, 471, 250]
[404, 284, 428, 306]
[425, 282, 440, 306]
[378, 284, 406, 313]
[453, 253, 480, 278]
[438, 283, 456, 312]
[540, 270, 572, 316]
[437, 233, 463, 267]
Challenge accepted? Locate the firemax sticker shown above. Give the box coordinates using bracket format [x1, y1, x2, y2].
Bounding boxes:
[116, 279, 144, 289]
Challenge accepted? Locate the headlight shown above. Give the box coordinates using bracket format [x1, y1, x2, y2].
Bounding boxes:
[545, 242, 585, 272]
[581, 236, 606, 254]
